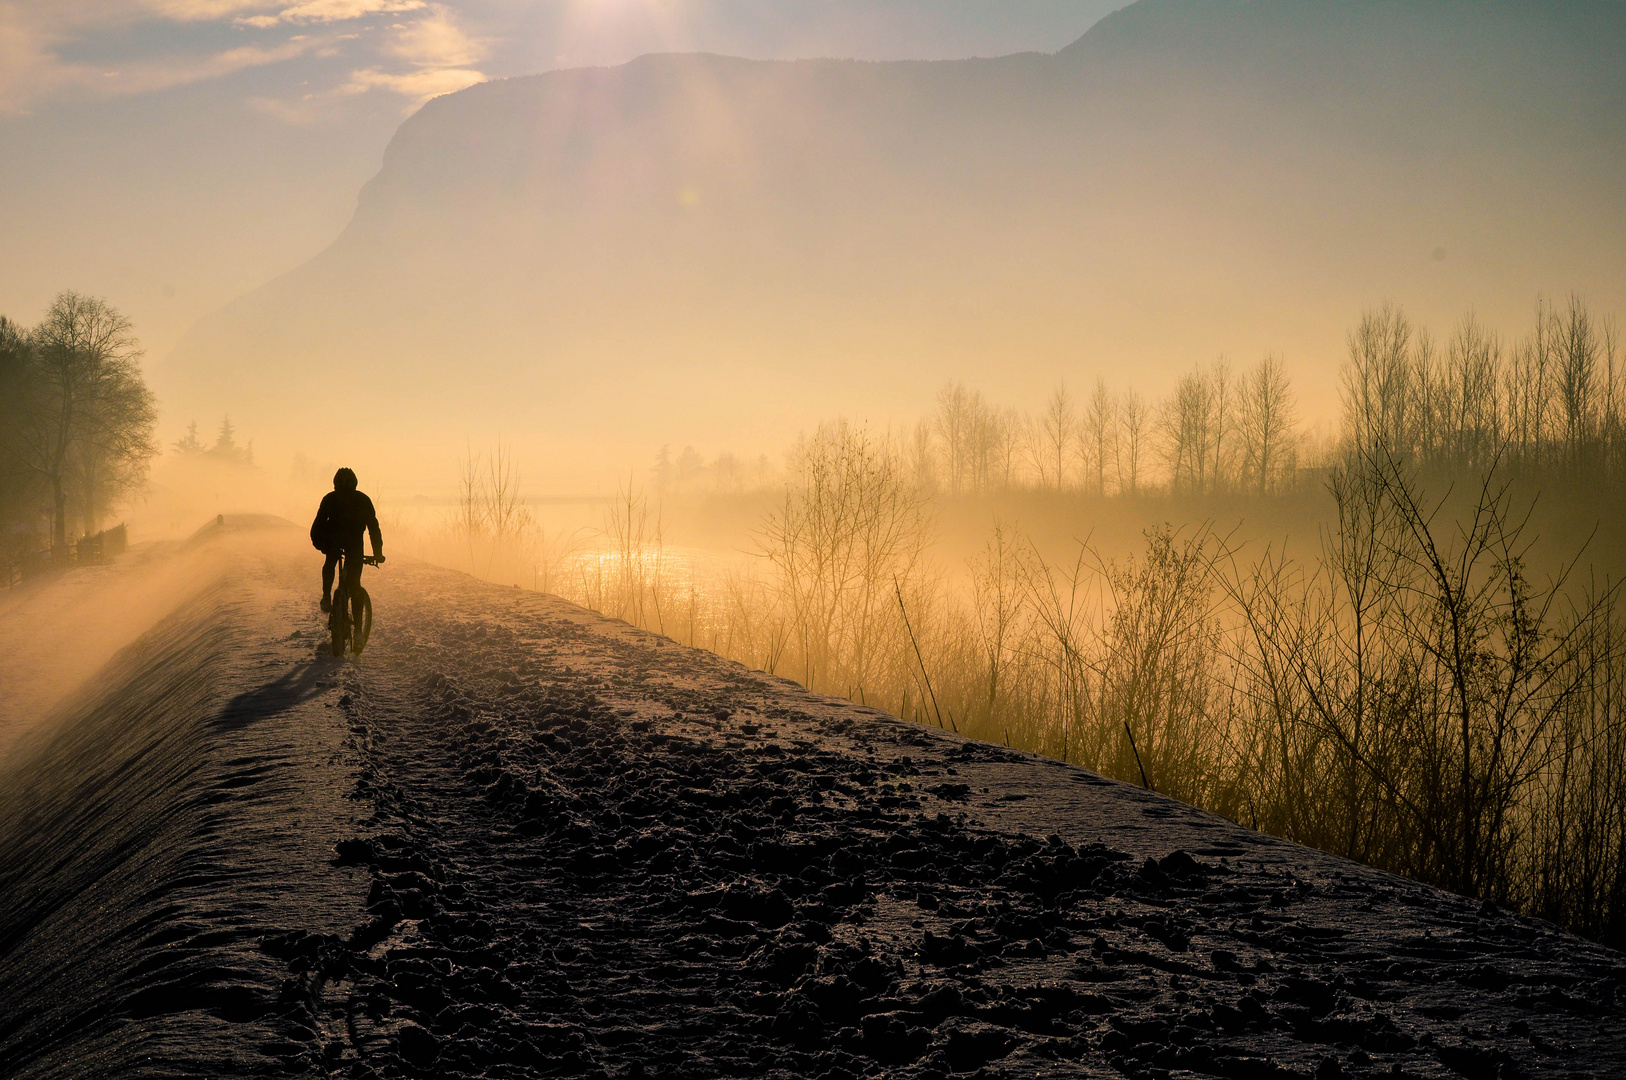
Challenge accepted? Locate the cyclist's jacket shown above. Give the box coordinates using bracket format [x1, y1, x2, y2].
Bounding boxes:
[311, 489, 382, 556]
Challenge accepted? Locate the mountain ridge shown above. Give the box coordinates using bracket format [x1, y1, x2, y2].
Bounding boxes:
[162, 0, 1626, 481]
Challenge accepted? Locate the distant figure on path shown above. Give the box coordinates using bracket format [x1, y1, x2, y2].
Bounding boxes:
[310, 467, 384, 612]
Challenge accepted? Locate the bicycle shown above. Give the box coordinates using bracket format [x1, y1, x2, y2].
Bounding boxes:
[330, 552, 383, 657]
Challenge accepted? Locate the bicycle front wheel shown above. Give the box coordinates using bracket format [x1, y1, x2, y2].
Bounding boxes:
[351, 587, 373, 654]
[330, 587, 349, 656]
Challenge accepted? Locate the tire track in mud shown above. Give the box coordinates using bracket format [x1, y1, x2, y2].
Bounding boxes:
[274, 562, 1626, 1080]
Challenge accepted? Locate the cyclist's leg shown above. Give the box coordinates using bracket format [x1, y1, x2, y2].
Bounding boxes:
[343, 547, 366, 643]
[322, 551, 339, 609]
[343, 546, 364, 592]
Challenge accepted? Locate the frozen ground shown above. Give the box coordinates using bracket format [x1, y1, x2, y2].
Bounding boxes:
[1, 524, 1623, 1079]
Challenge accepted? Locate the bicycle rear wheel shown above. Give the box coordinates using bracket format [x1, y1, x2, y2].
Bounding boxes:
[351, 587, 373, 654]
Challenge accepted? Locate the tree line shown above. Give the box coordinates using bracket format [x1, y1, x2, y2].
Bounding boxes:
[0, 292, 158, 576]
[923, 298, 1621, 499]
[1345, 297, 1623, 478]
[172, 417, 256, 467]
[653, 295, 1619, 503]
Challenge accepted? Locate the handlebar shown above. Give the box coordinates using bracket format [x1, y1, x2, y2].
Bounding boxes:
[362, 555, 385, 566]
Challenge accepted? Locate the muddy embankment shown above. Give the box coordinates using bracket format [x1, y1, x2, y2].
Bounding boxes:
[0, 521, 367, 1077]
[1, 523, 1624, 1079]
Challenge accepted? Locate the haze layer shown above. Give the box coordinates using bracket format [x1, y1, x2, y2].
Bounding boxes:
[162, 0, 1626, 484]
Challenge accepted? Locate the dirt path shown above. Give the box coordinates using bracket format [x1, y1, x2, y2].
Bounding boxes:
[306, 556, 1626, 1079]
[3, 532, 1624, 1079]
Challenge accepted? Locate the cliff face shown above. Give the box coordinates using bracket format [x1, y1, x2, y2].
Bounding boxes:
[162, 0, 1626, 471]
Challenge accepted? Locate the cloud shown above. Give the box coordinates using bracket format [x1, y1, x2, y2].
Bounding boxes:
[91, 39, 318, 100]
[385, 4, 483, 68]
[336, 5, 487, 105]
[22, 1, 420, 25]
[135, 1, 279, 20]
[0, 0, 487, 117]
[341, 64, 483, 102]
[245, 92, 321, 122]
[0, 1, 325, 115]
[235, 0, 426, 29]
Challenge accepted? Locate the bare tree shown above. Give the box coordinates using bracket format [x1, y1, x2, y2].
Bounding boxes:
[989, 406, 1026, 492]
[1157, 358, 1239, 494]
[908, 418, 937, 494]
[1220, 442, 1620, 900]
[457, 438, 540, 585]
[1603, 318, 1624, 477]
[603, 478, 665, 630]
[9, 293, 156, 554]
[1080, 377, 1115, 495]
[1558, 295, 1602, 473]
[1238, 354, 1298, 495]
[0, 318, 32, 491]
[762, 421, 930, 699]
[1343, 304, 1418, 458]
[651, 444, 673, 493]
[1117, 390, 1148, 494]
[934, 382, 979, 495]
[0, 318, 43, 579]
[1443, 313, 1501, 473]
[1158, 372, 1194, 491]
[1505, 300, 1558, 470]
[1036, 382, 1076, 492]
[1160, 365, 1216, 493]
[966, 399, 996, 494]
[485, 439, 529, 573]
[1410, 329, 1444, 465]
[1208, 356, 1235, 491]
[935, 382, 1024, 495]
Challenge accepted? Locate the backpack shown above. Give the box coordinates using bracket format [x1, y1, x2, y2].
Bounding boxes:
[311, 511, 337, 554]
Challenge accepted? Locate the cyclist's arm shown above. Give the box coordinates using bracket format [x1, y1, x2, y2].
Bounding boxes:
[365, 495, 384, 559]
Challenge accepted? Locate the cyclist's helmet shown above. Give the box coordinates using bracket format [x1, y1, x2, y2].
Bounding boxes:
[334, 467, 358, 491]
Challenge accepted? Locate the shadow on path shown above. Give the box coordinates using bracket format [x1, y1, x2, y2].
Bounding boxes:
[215, 660, 333, 731]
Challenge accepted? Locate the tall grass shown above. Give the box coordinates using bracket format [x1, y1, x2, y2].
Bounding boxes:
[556, 436, 1625, 948]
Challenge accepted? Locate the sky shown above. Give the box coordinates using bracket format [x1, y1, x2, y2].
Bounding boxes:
[8, 0, 1620, 503]
[0, 1, 1130, 362]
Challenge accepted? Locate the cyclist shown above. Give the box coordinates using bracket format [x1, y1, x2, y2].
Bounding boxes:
[311, 467, 384, 613]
